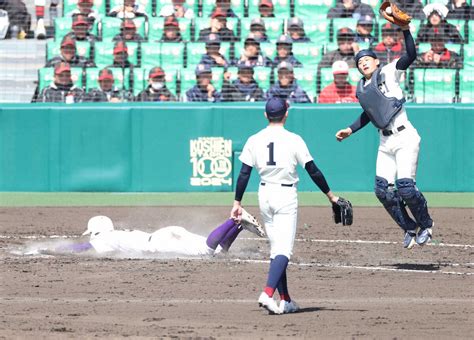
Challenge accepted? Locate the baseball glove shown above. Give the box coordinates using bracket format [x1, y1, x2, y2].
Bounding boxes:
[332, 197, 353, 226]
[240, 208, 266, 237]
[379, 1, 412, 26]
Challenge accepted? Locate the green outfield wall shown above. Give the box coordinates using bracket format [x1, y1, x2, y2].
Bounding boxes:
[0, 103, 472, 192]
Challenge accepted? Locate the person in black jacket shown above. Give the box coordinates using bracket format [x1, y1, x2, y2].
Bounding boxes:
[135, 67, 177, 102]
[85, 68, 133, 102]
[417, 3, 463, 44]
[198, 33, 230, 67]
[198, 7, 237, 42]
[39, 62, 84, 103]
[64, 13, 99, 43]
[113, 18, 145, 43]
[222, 65, 265, 102]
[159, 16, 183, 42]
[327, 0, 374, 19]
[45, 36, 93, 68]
[0, 0, 30, 38]
[446, 0, 474, 20]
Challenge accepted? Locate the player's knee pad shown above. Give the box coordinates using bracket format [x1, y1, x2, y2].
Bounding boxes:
[396, 178, 433, 228]
[375, 176, 416, 231]
[396, 178, 419, 203]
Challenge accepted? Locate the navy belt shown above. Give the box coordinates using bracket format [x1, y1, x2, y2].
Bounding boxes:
[382, 125, 405, 136]
[260, 182, 294, 187]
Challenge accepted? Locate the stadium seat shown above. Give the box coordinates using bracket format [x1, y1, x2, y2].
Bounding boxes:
[46, 40, 92, 61]
[141, 42, 185, 69]
[458, 69, 474, 103]
[240, 18, 284, 42]
[449, 19, 467, 42]
[247, 0, 291, 18]
[259, 42, 276, 59]
[468, 20, 474, 44]
[62, 0, 106, 16]
[285, 14, 330, 46]
[148, 17, 192, 42]
[109, 0, 153, 15]
[292, 42, 324, 68]
[412, 68, 457, 103]
[201, 0, 245, 18]
[317, 67, 360, 94]
[38, 67, 83, 92]
[180, 68, 224, 99]
[409, 19, 422, 40]
[225, 66, 272, 91]
[101, 17, 147, 41]
[156, 0, 198, 15]
[273, 67, 317, 102]
[293, 0, 335, 20]
[194, 17, 240, 40]
[94, 41, 140, 68]
[54, 16, 99, 41]
[463, 42, 474, 69]
[185, 42, 231, 68]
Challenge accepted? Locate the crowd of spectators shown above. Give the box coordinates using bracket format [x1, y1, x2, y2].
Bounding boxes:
[0, 0, 472, 103]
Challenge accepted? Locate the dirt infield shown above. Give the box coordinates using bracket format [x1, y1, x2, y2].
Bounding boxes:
[1, 206, 472, 339]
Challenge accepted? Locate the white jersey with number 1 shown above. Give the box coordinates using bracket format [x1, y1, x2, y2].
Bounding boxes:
[239, 125, 313, 259]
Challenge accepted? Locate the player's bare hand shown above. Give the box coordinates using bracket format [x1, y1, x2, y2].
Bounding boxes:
[231, 201, 243, 222]
[326, 191, 339, 204]
[336, 127, 352, 141]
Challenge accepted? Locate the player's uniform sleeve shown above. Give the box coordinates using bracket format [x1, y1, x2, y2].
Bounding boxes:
[295, 136, 313, 167]
[238, 137, 255, 168]
[396, 30, 416, 70]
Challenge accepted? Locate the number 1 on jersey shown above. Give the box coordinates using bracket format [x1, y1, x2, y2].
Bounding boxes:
[267, 142, 276, 165]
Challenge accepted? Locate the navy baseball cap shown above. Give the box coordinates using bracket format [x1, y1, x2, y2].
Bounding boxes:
[265, 97, 289, 117]
[195, 63, 212, 76]
[354, 49, 378, 65]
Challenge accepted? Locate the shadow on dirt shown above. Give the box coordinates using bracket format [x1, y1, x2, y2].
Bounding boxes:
[297, 307, 368, 314]
[390, 263, 440, 271]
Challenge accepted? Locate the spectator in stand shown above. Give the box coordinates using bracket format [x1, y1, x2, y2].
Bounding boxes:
[39, 62, 84, 103]
[446, 0, 473, 20]
[208, 0, 238, 18]
[109, 0, 147, 19]
[396, 0, 425, 20]
[374, 23, 404, 65]
[186, 64, 222, 102]
[286, 18, 311, 43]
[85, 68, 133, 103]
[266, 61, 311, 103]
[318, 60, 357, 104]
[113, 19, 145, 42]
[159, 0, 195, 19]
[221, 65, 265, 102]
[136, 67, 177, 102]
[258, 0, 275, 17]
[319, 28, 359, 68]
[327, 0, 374, 19]
[160, 16, 183, 42]
[273, 35, 302, 68]
[64, 14, 99, 43]
[199, 33, 230, 68]
[109, 41, 134, 68]
[0, 0, 30, 38]
[249, 18, 270, 43]
[236, 34, 272, 68]
[69, 0, 100, 26]
[45, 36, 93, 68]
[416, 33, 462, 69]
[198, 8, 237, 42]
[417, 3, 463, 44]
[354, 15, 376, 45]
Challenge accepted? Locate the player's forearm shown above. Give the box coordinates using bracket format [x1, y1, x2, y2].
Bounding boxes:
[349, 111, 371, 133]
[396, 29, 417, 70]
[304, 161, 330, 194]
[235, 163, 252, 201]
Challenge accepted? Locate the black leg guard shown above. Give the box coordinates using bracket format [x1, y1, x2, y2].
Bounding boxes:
[375, 176, 417, 232]
[396, 178, 433, 229]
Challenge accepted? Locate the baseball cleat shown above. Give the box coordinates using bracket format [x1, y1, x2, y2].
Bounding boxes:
[403, 230, 417, 249]
[279, 300, 300, 314]
[416, 227, 432, 246]
[258, 292, 282, 315]
[240, 208, 265, 238]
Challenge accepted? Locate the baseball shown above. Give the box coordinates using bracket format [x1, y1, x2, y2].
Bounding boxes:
[386, 7, 392, 14]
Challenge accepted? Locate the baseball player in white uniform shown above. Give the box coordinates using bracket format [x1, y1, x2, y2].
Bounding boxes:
[65, 212, 264, 256]
[231, 97, 340, 314]
[335, 26, 434, 249]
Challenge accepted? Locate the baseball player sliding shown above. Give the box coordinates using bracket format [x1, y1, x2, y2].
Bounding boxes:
[335, 3, 434, 250]
[231, 97, 347, 315]
[63, 211, 265, 256]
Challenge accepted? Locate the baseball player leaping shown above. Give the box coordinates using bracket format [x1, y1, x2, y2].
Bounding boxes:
[60, 212, 265, 256]
[335, 25, 434, 249]
[231, 97, 341, 315]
